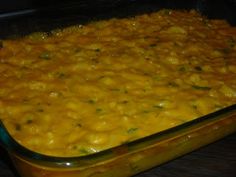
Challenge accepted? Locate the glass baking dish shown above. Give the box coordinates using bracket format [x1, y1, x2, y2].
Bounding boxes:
[0, 104, 236, 177]
[0, 0, 236, 176]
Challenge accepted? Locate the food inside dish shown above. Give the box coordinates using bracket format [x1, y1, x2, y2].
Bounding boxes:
[0, 10, 236, 157]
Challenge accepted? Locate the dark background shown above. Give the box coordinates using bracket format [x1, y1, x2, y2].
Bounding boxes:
[1, 0, 236, 39]
[1, 0, 236, 19]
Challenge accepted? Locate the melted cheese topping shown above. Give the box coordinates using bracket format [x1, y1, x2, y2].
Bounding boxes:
[0, 10, 236, 157]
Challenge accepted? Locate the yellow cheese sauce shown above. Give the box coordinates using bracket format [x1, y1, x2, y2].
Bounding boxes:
[0, 10, 236, 157]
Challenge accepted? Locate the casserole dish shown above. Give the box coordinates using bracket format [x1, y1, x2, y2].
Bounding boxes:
[1, 105, 236, 177]
[0, 0, 236, 176]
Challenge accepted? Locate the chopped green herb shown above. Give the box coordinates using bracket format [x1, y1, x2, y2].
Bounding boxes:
[214, 104, 223, 110]
[202, 18, 209, 26]
[143, 36, 151, 39]
[129, 163, 140, 172]
[192, 85, 211, 90]
[220, 48, 231, 54]
[58, 72, 65, 78]
[15, 124, 21, 131]
[155, 36, 160, 41]
[168, 82, 179, 87]
[22, 98, 29, 103]
[194, 66, 202, 71]
[72, 145, 89, 154]
[127, 128, 138, 134]
[149, 43, 157, 47]
[26, 119, 33, 124]
[76, 123, 82, 127]
[124, 89, 128, 94]
[71, 145, 77, 150]
[153, 75, 162, 80]
[55, 72, 66, 79]
[121, 140, 130, 145]
[228, 37, 235, 48]
[142, 110, 150, 114]
[178, 66, 186, 72]
[143, 72, 150, 76]
[29, 32, 48, 41]
[142, 89, 147, 93]
[88, 99, 96, 104]
[96, 108, 103, 113]
[192, 105, 198, 109]
[94, 48, 100, 52]
[91, 58, 99, 64]
[173, 42, 181, 47]
[37, 108, 44, 112]
[79, 148, 90, 155]
[110, 88, 128, 94]
[120, 100, 129, 104]
[39, 51, 51, 60]
[74, 48, 81, 53]
[162, 9, 172, 15]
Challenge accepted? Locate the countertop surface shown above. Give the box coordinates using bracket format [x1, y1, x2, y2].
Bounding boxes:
[0, 133, 235, 177]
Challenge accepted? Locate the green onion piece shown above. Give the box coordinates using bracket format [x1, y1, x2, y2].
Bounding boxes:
[127, 128, 138, 134]
[96, 108, 103, 113]
[88, 99, 96, 104]
[26, 119, 33, 124]
[57, 72, 66, 79]
[178, 66, 186, 72]
[194, 66, 202, 71]
[149, 43, 157, 47]
[79, 147, 90, 155]
[168, 82, 179, 87]
[192, 85, 211, 90]
[94, 48, 100, 52]
[15, 124, 21, 131]
[39, 51, 51, 60]
[228, 37, 235, 48]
